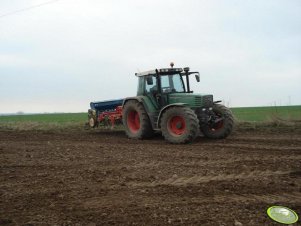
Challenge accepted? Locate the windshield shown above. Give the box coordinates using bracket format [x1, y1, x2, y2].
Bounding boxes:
[161, 74, 185, 93]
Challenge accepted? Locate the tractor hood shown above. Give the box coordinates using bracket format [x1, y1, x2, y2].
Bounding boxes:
[168, 93, 213, 108]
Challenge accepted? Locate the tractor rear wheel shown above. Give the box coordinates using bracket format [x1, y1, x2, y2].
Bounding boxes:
[122, 100, 154, 139]
[200, 104, 234, 139]
[160, 107, 199, 144]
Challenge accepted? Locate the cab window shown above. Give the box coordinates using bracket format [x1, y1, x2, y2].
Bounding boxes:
[145, 76, 157, 94]
[161, 74, 184, 93]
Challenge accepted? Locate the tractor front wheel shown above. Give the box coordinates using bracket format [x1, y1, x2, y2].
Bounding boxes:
[122, 100, 154, 139]
[160, 107, 199, 144]
[200, 104, 234, 139]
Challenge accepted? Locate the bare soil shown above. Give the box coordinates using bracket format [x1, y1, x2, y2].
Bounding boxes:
[0, 128, 300, 225]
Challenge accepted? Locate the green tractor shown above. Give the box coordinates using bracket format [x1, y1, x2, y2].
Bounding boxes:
[122, 63, 234, 144]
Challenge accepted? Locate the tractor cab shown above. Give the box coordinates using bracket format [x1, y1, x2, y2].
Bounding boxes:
[135, 63, 212, 109]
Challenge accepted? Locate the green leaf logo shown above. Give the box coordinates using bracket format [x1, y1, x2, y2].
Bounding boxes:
[267, 206, 299, 224]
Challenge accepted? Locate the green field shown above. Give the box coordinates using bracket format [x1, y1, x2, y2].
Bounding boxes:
[0, 113, 87, 130]
[0, 106, 300, 126]
[0, 113, 87, 123]
[231, 105, 301, 122]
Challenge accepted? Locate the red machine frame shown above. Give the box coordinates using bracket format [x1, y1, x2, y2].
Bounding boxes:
[97, 106, 123, 127]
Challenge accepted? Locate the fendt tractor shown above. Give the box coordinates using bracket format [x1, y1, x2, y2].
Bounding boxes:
[88, 63, 234, 144]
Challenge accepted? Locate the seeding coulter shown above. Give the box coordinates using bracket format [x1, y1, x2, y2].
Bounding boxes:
[88, 63, 234, 144]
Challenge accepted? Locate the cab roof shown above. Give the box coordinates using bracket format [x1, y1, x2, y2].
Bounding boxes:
[135, 68, 183, 77]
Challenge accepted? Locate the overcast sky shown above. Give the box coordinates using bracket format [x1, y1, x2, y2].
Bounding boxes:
[0, 0, 300, 113]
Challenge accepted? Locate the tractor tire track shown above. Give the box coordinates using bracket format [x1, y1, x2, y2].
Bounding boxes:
[128, 170, 291, 187]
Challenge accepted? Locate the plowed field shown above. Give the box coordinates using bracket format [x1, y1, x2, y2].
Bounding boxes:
[1, 129, 300, 225]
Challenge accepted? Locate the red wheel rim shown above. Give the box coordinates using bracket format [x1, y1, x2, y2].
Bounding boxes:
[127, 110, 140, 133]
[213, 120, 224, 130]
[168, 116, 186, 135]
[211, 115, 224, 131]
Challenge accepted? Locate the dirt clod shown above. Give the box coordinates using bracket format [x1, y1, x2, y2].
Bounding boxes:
[234, 220, 243, 226]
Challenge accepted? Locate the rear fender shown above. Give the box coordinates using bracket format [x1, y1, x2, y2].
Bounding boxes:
[157, 103, 187, 128]
[122, 97, 144, 107]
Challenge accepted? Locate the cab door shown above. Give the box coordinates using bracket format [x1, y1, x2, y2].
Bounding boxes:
[144, 75, 159, 109]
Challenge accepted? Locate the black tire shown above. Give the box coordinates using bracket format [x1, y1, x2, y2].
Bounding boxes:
[200, 104, 234, 139]
[160, 107, 199, 144]
[122, 100, 154, 139]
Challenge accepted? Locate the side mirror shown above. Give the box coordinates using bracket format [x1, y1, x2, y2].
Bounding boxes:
[146, 76, 153, 85]
[195, 73, 200, 82]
